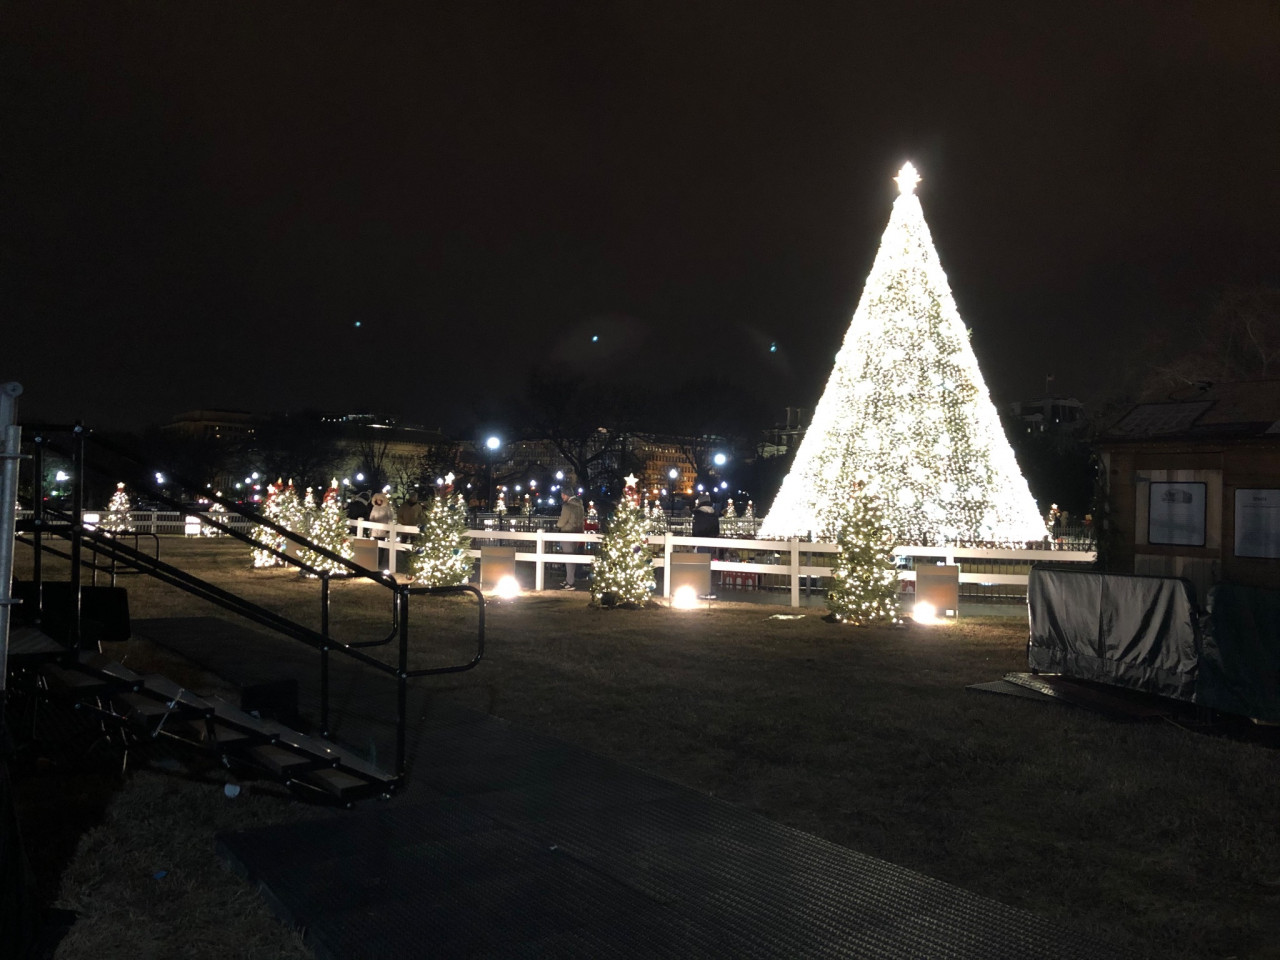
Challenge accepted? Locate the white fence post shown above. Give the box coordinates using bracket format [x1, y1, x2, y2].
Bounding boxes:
[790, 542, 801, 608]
[663, 533, 674, 598]
[535, 529, 546, 591]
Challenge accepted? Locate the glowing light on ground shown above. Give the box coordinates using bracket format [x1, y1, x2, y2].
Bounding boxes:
[912, 601, 943, 624]
[493, 575, 520, 600]
[672, 584, 700, 609]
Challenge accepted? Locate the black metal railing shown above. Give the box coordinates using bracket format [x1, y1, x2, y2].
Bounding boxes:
[16, 424, 484, 782]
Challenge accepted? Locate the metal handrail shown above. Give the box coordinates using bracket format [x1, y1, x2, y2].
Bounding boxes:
[18, 424, 486, 783]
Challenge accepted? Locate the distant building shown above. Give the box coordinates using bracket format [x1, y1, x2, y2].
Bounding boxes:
[161, 409, 262, 441]
[1008, 396, 1085, 434]
[758, 406, 807, 459]
[1097, 380, 1280, 598]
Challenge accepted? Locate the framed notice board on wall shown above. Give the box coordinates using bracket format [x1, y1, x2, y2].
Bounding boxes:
[1235, 489, 1280, 559]
[1148, 482, 1206, 547]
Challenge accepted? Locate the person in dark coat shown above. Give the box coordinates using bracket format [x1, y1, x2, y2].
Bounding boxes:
[346, 490, 372, 521]
[691, 493, 719, 539]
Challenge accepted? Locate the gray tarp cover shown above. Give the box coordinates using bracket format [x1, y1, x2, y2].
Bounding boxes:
[1027, 568, 1201, 702]
[1199, 581, 1280, 724]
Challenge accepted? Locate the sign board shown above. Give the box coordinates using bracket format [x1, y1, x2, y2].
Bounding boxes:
[1148, 482, 1206, 547]
[1234, 488, 1280, 559]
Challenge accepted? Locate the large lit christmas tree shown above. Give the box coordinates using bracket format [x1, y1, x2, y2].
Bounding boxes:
[102, 482, 134, 535]
[760, 163, 1044, 545]
[300, 481, 354, 575]
[590, 475, 655, 608]
[410, 476, 473, 587]
[825, 482, 901, 625]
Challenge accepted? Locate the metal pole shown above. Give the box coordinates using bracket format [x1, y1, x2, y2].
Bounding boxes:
[320, 573, 330, 737]
[396, 587, 409, 777]
[0, 382, 25, 706]
[30, 434, 43, 625]
[69, 425, 85, 649]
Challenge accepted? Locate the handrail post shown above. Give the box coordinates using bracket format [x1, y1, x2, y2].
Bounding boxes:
[0, 382, 24, 718]
[69, 425, 86, 648]
[31, 432, 44, 624]
[396, 586, 409, 778]
[320, 572, 331, 738]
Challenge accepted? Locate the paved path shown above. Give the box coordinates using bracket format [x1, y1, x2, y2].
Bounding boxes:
[136, 617, 1125, 959]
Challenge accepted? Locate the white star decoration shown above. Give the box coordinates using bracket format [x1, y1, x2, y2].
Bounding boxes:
[624, 473, 639, 489]
[894, 162, 920, 195]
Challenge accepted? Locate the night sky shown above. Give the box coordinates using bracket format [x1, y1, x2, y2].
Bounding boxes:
[3, 1, 1278, 432]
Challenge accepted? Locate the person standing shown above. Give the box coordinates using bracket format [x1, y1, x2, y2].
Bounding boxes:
[556, 487, 586, 589]
[692, 493, 719, 540]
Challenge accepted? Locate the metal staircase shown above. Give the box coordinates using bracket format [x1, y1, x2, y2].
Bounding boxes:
[10, 636, 396, 804]
[4, 416, 485, 807]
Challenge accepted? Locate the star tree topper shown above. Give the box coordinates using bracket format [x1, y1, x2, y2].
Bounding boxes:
[894, 161, 921, 195]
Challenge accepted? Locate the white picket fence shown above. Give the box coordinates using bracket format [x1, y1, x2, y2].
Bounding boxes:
[20, 512, 1095, 608]
[348, 519, 1095, 608]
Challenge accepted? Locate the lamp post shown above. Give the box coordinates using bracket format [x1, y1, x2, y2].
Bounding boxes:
[485, 436, 501, 511]
[668, 467, 678, 515]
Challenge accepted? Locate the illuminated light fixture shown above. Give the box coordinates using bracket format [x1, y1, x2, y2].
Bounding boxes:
[912, 601, 941, 624]
[184, 515, 202, 537]
[713, 453, 727, 467]
[759, 162, 1043, 545]
[672, 584, 700, 609]
[486, 436, 501, 451]
[494, 574, 520, 600]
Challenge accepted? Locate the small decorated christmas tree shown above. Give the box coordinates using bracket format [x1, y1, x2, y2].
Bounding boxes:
[276, 481, 305, 565]
[590, 476, 654, 608]
[201, 493, 227, 537]
[825, 482, 901, 626]
[251, 482, 286, 567]
[743, 500, 755, 521]
[645, 496, 665, 542]
[521, 493, 533, 516]
[411, 479, 473, 587]
[301, 481, 355, 575]
[102, 482, 134, 534]
[494, 489, 507, 516]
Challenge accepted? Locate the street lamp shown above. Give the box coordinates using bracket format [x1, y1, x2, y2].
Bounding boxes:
[668, 468, 678, 514]
[485, 435, 501, 510]
[713, 452, 727, 467]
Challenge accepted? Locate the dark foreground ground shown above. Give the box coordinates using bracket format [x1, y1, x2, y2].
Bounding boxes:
[9, 539, 1280, 959]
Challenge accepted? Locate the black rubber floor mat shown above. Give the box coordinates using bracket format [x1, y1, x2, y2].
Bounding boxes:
[219, 707, 1135, 959]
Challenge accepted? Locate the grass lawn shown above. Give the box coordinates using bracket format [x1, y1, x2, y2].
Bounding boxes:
[11, 538, 1280, 959]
